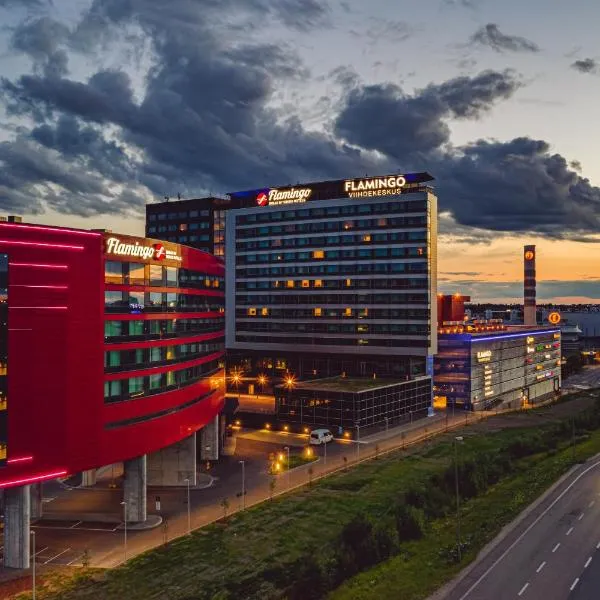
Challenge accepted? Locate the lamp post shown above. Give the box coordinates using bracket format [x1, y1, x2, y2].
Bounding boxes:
[384, 416, 389, 433]
[284, 446, 290, 488]
[120, 501, 127, 562]
[355, 424, 360, 460]
[239, 460, 246, 509]
[184, 478, 191, 535]
[31, 530, 36, 599]
[284, 375, 296, 425]
[454, 436, 464, 562]
[258, 374, 267, 398]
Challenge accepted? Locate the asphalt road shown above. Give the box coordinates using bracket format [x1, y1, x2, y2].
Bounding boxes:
[562, 364, 600, 392]
[443, 456, 600, 600]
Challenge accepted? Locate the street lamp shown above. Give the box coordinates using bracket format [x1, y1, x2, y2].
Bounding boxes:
[384, 416, 389, 433]
[30, 530, 36, 599]
[120, 501, 127, 562]
[454, 436, 464, 562]
[258, 374, 267, 396]
[284, 446, 290, 488]
[239, 460, 246, 509]
[230, 369, 243, 401]
[184, 478, 191, 535]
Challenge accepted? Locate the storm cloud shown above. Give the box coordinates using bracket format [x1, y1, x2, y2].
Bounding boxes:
[0, 0, 598, 243]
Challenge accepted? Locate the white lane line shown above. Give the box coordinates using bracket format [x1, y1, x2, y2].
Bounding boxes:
[553, 542, 561, 553]
[458, 457, 600, 600]
[518, 582, 529, 596]
[570, 578, 579, 591]
[578, 512, 585, 521]
[597, 541, 600, 549]
[66, 554, 84, 566]
[589, 500, 595, 508]
[69, 520, 82, 529]
[536, 561, 546, 573]
[585, 556, 592, 568]
[43, 548, 71, 564]
[34, 546, 48, 557]
[567, 527, 574, 535]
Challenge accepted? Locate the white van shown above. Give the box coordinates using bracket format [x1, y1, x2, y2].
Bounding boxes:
[309, 428, 334, 445]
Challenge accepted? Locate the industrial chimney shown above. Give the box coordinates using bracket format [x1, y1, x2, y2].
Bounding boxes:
[523, 245, 536, 326]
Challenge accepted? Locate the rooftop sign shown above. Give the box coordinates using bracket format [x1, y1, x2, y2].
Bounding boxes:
[104, 235, 182, 262]
[228, 172, 434, 206]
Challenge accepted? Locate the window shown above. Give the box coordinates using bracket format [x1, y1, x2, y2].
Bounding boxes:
[312, 250, 325, 259]
[149, 214, 157, 222]
[344, 308, 353, 317]
[301, 280, 310, 288]
[105, 261, 123, 284]
[105, 351, 120, 368]
[286, 280, 295, 288]
[129, 263, 145, 285]
[104, 380, 121, 399]
[247, 308, 257, 316]
[261, 308, 269, 316]
[362, 234, 371, 242]
[149, 264, 163, 285]
[129, 321, 144, 336]
[314, 308, 322, 316]
[166, 267, 177, 286]
[105, 321, 122, 337]
[179, 223, 188, 231]
[105, 291, 124, 307]
[149, 373, 162, 389]
[129, 377, 144, 395]
[314, 280, 323, 288]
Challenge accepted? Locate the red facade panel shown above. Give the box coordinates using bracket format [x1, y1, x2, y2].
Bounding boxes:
[0, 224, 224, 488]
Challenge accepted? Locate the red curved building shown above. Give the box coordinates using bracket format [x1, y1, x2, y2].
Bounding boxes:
[0, 222, 225, 490]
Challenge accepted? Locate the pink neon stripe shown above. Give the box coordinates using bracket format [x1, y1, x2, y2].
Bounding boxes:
[11, 285, 68, 289]
[0, 240, 83, 250]
[0, 222, 100, 237]
[10, 306, 68, 310]
[7, 456, 33, 464]
[0, 470, 67, 488]
[10, 263, 68, 269]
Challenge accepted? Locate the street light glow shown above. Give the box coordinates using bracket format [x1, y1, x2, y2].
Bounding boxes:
[258, 374, 267, 386]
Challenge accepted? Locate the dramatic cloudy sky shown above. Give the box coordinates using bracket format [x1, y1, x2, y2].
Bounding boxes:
[1, 0, 599, 302]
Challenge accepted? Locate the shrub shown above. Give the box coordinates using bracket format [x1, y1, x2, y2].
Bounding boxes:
[395, 504, 424, 542]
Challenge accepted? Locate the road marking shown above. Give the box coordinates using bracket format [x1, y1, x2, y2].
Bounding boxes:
[42, 497, 56, 503]
[585, 556, 592, 568]
[589, 500, 595, 508]
[66, 553, 84, 566]
[567, 527, 574, 536]
[536, 561, 546, 573]
[597, 541, 600, 549]
[553, 543, 561, 553]
[43, 548, 71, 564]
[70, 520, 82, 529]
[32, 524, 119, 532]
[458, 457, 600, 600]
[34, 546, 48, 557]
[578, 512, 585, 520]
[518, 582, 529, 596]
[570, 578, 579, 591]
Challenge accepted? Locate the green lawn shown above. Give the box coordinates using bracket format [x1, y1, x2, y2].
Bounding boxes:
[24, 400, 600, 600]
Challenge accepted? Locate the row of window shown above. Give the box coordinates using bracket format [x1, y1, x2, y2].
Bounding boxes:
[104, 338, 224, 373]
[105, 291, 224, 313]
[237, 281, 429, 293]
[104, 318, 224, 342]
[148, 233, 212, 246]
[237, 323, 429, 335]
[236, 216, 427, 239]
[235, 335, 429, 348]
[148, 209, 211, 221]
[237, 292, 430, 305]
[236, 231, 426, 251]
[237, 263, 428, 278]
[105, 262, 224, 289]
[148, 222, 211, 234]
[237, 247, 427, 265]
[237, 200, 428, 224]
[104, 358, 221, 403]
[238, 308, 429, 319]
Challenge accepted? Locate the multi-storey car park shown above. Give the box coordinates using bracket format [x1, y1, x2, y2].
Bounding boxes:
[0, 222, 224, 568]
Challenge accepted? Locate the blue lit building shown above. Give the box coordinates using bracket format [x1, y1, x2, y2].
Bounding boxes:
[435, 325, 561, 411]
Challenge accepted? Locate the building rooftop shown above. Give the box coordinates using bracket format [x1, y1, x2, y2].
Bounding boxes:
[279, 376, 415, 393]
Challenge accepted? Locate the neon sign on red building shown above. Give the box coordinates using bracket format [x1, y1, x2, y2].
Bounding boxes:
[0, 224, 225, 488]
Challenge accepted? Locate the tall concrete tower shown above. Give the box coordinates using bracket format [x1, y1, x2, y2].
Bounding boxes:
[523, 245, 536, 326]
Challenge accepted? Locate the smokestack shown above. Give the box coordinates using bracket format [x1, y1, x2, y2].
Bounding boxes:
[524, 245, 536, 326]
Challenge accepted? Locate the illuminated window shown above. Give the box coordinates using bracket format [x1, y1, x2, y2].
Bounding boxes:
[359, 308, 369, 318]
[273, 280, 280, 288]
[314, 280, 323, 288]
[362, 234, 371, 242]
[261, 308, 269, 316]
[345, 279, 352, 287]
[377, 218, 387, 226]
[247, 308, 257, 316]
[302, 280, 310, 288]
[286, 280, 295, 288]
[344, 308, 353, 317]
[314, 308, 322, 317]
[417, 247, 424, 256]
[179, 223, 188, 231]
[313, 250, 325, 259]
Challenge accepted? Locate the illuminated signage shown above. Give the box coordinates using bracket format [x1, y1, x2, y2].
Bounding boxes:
[105, 237, 181, 262]
[477, 350, 492, 362]
[548, 312, 561, 325]
[526, 336, 535, 344]
[0, 254, 7, 467]
[553, 333, 560, 339]
[344, 175, 406, 198]
[527, 346, 535, 354]
[524, 250, 535, 261]
[256, 187, 312, 207]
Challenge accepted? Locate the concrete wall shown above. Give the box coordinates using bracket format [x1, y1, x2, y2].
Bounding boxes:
[147, 433, 197, 487]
